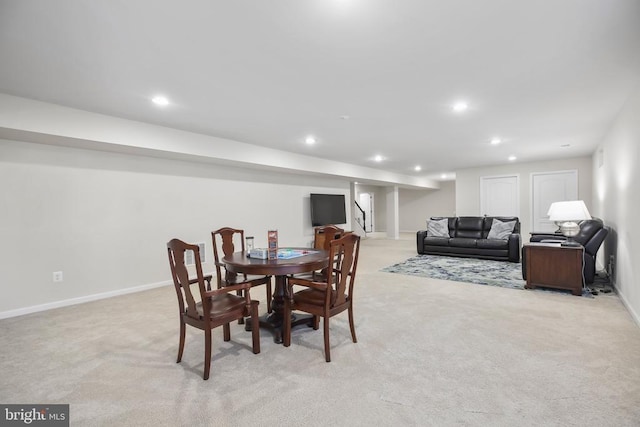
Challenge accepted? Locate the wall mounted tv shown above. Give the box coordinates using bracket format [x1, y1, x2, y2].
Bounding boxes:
[310, 193, 347, 226]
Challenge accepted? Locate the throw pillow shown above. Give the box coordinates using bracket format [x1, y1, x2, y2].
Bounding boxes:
[427, 218, 450, 238]
[487, 219, 516, 240]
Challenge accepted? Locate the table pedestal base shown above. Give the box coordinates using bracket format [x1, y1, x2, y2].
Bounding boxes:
[222, 250, 329, 343]
[245, 312, 314, 343]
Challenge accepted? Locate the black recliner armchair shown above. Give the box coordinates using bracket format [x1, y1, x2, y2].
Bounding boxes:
[522, 218, 608, 285]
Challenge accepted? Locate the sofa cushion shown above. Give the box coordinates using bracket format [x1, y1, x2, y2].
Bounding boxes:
[426, 218, 450, 237]
[423, 236, 450, 247]
[449, 238, 478, 248]
[455, 217, 484, 239]
[487, 219, 516, 240]
[477, 239, 509, 249]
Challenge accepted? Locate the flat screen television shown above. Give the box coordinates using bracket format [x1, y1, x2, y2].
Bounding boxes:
[310, 193, 347, 226]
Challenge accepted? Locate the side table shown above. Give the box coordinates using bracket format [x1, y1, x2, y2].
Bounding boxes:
[524, 242, 584, 296]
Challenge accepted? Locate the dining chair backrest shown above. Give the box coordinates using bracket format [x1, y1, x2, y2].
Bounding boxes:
[211, 226, 273, 314]
[167, 238, 208, 322]
[212, 227, 246, 287]
[328, 232, 360, 307]
[314, 225, 345, 250]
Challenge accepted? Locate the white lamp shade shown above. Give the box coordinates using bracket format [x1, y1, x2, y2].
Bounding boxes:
[547, 200, 592, 222]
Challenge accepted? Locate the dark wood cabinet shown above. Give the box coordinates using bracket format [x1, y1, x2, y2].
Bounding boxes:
[524, 243, 584, 296]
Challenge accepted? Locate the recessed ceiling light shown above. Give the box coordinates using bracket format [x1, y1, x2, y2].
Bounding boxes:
[305, 136, 316, 145]
[152, 95, 169, 106]
[508, 155, 517, 161]
[452, 101, 468, 113]
[441, 173, 447, 179]
[374, 155, 383, 162]
[414, 166, 422, 172]
[490, 138, 502, 145]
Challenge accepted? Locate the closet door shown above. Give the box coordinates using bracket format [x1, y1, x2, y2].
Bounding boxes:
[531, 170, 578, 232]
[480, 175, 519, 216]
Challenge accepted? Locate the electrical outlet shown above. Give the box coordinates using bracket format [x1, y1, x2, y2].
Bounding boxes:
[52, 271, 63, 282]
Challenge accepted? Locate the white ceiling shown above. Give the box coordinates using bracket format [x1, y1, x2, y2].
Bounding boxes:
[1, 0, 639, 181]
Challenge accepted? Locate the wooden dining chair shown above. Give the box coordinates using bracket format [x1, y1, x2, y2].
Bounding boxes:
[293, 225, 345, 282]
[167, 238, 260, 380]
[313, 225, 345, 251]
[212, 227, 273, 314]
[283, 233, 361, 362]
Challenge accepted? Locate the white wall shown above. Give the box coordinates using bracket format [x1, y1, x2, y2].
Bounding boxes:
[0, 94, 439, 190]
[455, 156, 593, 240]
[592, 84, 640, 325]
[399, 181, 456, 232]
[0, 139, 350, 317]
[385, 186, 400, 239]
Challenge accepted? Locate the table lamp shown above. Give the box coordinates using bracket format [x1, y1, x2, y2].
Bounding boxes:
[547, 200, 591, 246]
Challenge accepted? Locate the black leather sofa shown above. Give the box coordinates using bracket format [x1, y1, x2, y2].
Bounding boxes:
[416, 216, 521, 262]
[522, 218, 608, 284]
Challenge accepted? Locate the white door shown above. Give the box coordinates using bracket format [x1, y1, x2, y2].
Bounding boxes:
[531, 170, 578, 232]
[480, 175, 519, 216]
[358, 193, 375, 232]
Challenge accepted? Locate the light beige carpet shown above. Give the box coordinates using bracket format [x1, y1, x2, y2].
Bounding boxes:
[1, 234, 639, 426]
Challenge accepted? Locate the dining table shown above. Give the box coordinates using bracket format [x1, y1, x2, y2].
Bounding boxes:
[222, 247, 329, 343]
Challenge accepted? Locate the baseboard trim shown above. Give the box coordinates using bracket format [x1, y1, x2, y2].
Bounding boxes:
[615, 284, 640, 328]
[0, 280, 172, 320]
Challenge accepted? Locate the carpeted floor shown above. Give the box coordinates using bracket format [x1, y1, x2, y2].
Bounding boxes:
[1, 234, 639, 426]
[381, 254, 526, 289]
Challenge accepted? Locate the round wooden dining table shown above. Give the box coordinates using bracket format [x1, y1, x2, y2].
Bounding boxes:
[222, 248, 329, 343]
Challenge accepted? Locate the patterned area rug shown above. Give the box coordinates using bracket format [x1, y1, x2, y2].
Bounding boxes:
[381, 255, 525, 290]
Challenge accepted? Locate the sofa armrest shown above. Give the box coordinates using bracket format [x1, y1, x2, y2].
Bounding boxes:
[508, 233, 521, 262]
[417, 230, 427, 254]
[529, 232, 566, 243]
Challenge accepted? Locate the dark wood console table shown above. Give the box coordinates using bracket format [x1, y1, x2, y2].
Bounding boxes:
[524, 242, 584, 296]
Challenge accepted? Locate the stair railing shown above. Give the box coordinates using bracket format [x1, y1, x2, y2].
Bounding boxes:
[354, 200, 367, 233]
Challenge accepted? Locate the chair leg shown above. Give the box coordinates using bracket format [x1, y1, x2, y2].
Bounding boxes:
[250, 301, 261, 354]
[323, 316, 331, 362]
[203, 328, 212, 380]
[313, 315, 320, 330]
[283, 299, 292, 347]
[177, 319, 186, 363]
[237, 290, 245, 324]
[223, 323, 231, 342]
[348, 303, 357, 343]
